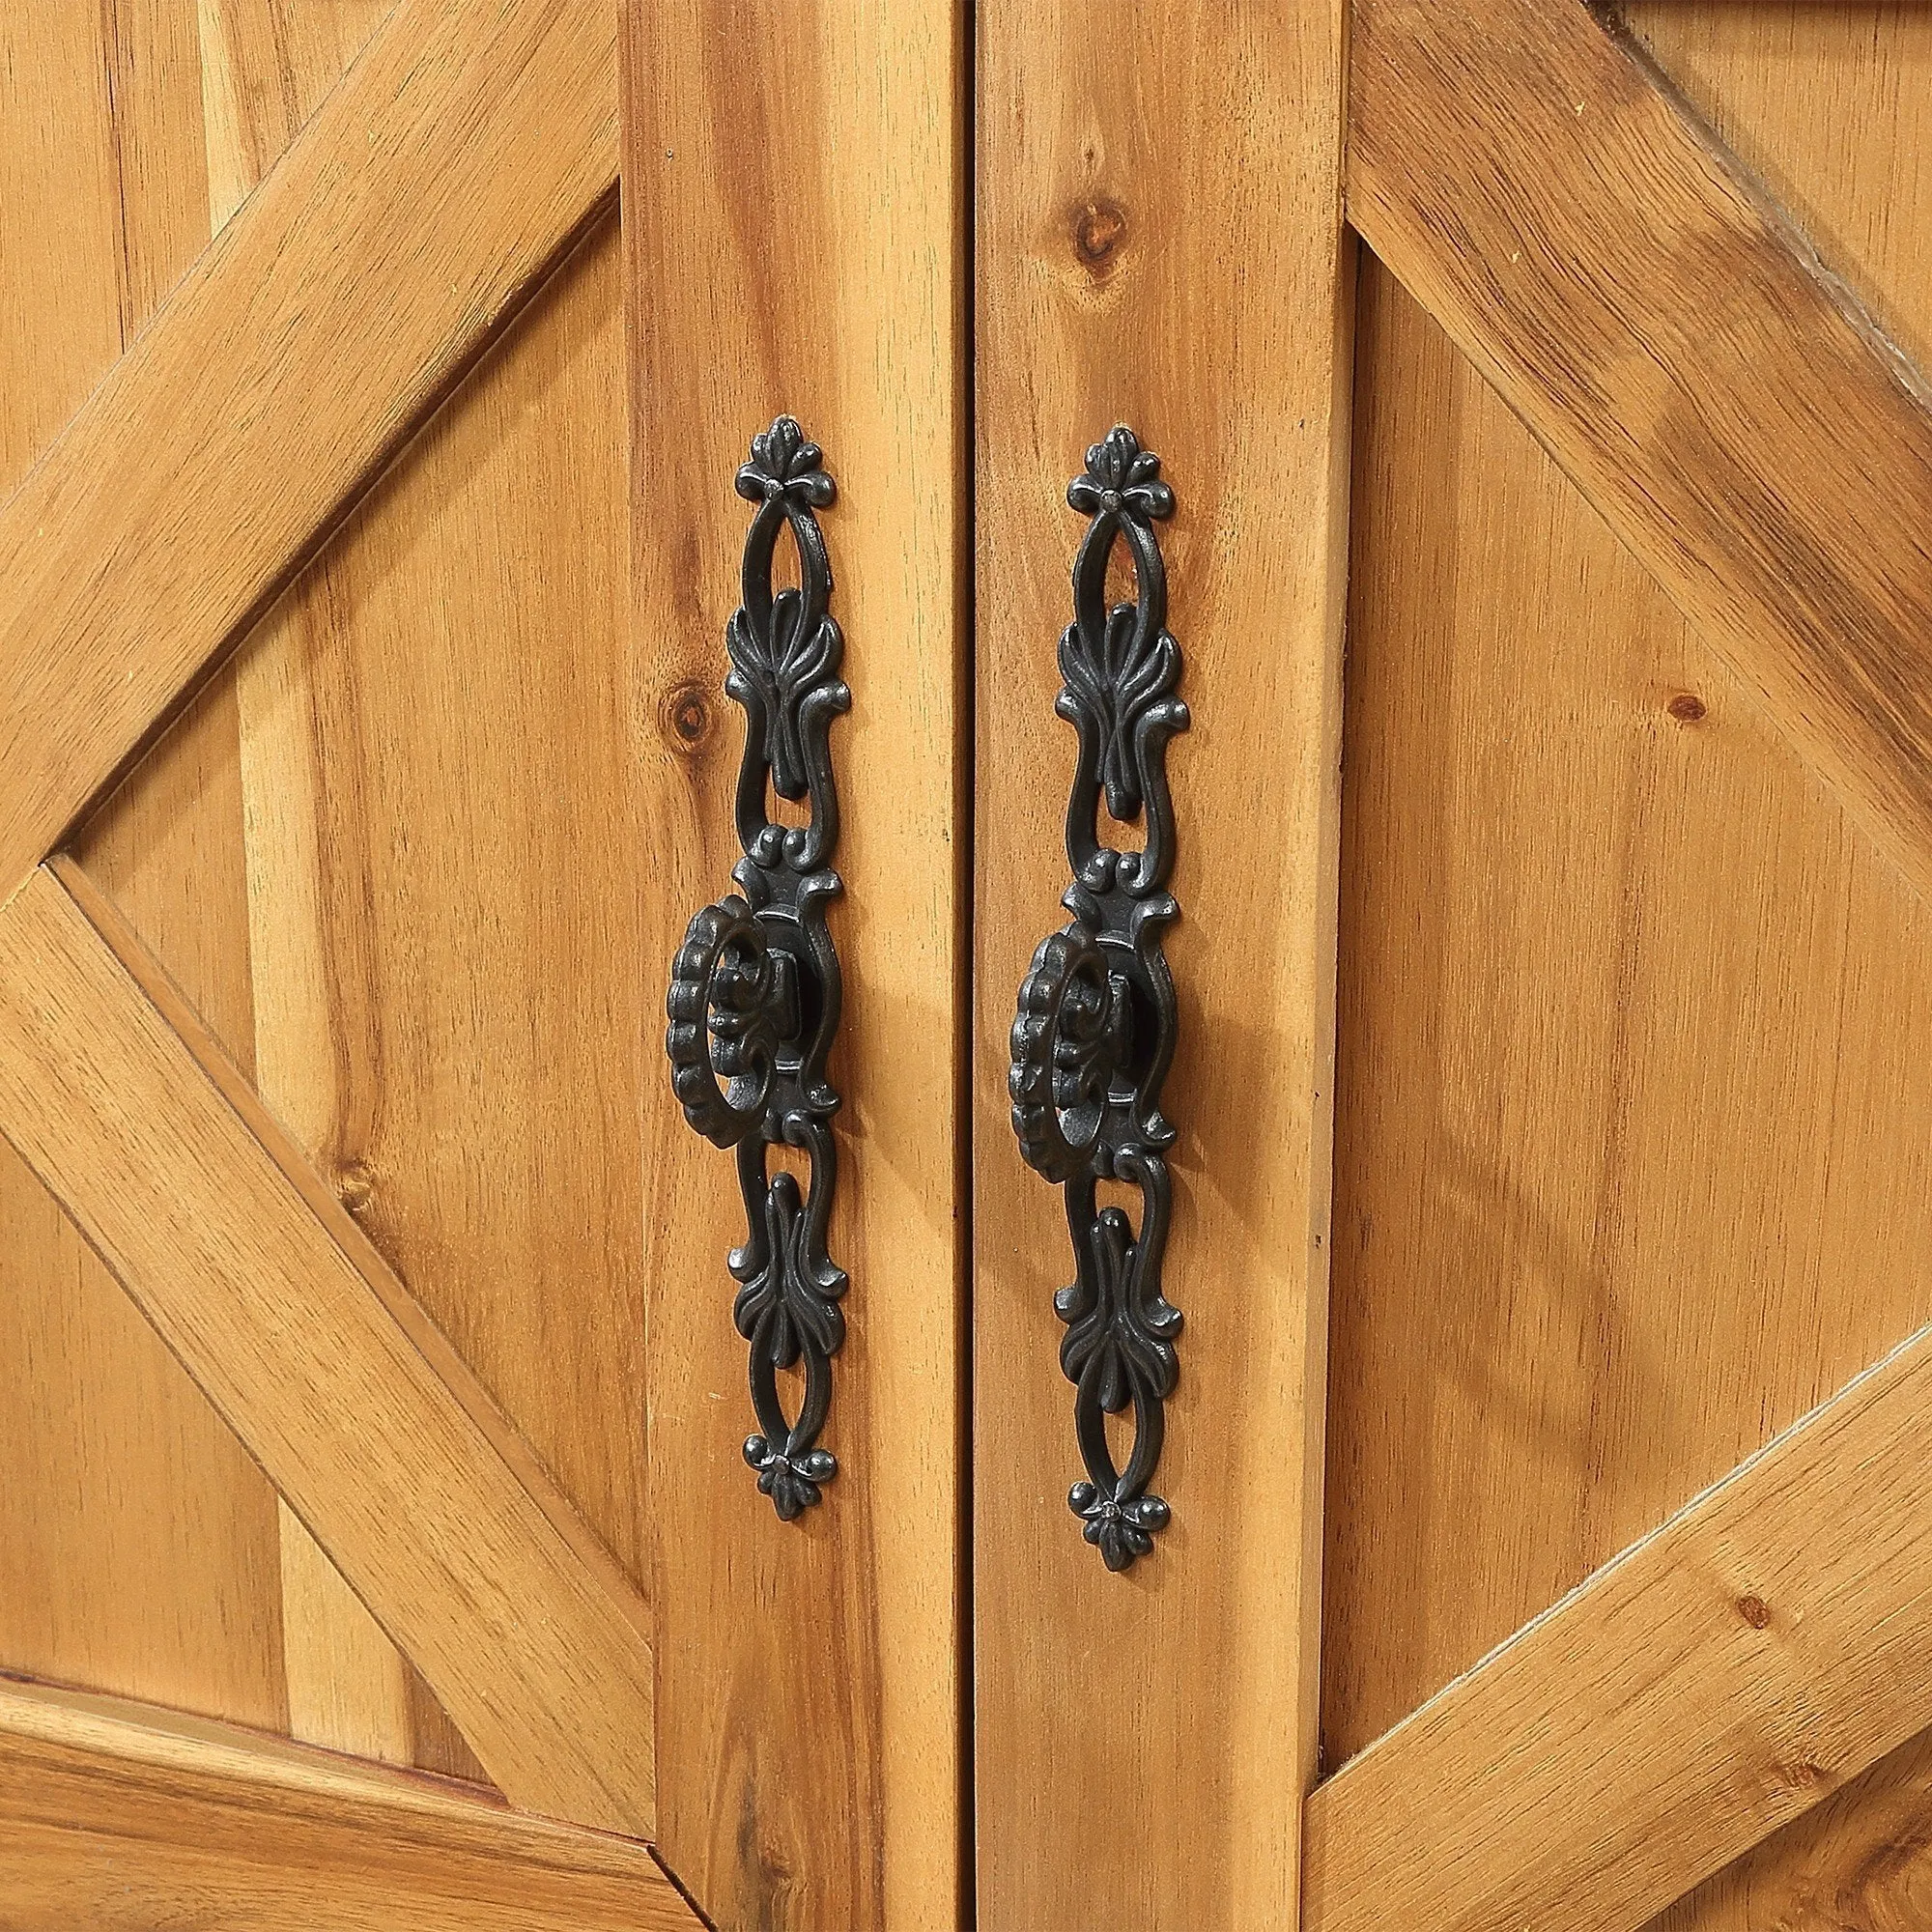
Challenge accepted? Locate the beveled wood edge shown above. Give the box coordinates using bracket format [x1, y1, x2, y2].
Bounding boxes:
[0, 0, 620, 907]
[0, 864, 656, 1836]
[1305, 1317, 1932, 1930]
[0, 1672, 705, 1927]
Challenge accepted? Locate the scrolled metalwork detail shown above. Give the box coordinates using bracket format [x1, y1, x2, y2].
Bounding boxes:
[1009, 424, 1188, 1573]
[666, 415, 849, 1520]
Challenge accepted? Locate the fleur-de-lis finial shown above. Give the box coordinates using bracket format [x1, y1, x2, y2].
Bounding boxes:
[1066, 424, 1175, 526]
[736, 414, 836, 510]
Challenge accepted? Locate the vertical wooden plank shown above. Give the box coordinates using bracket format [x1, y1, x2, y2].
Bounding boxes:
[0, 0, 287, 1735]
[73, 0, 485, 1777]
[0, 7, 123, 479]
[625, 5, 968, 1927]
[198, 0, 439, 1776]
[973, 4, 1352, 1928]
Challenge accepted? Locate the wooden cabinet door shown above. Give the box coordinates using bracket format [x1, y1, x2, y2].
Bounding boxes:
[1309, 4, 1932, 1930]
[8, 2, 1932, 1929]
[975, 4, 1932, 1932]
[0, 2, 963, 1927]
[972, 4, 1351, 1929]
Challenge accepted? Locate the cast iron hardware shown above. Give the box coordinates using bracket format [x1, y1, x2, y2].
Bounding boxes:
[1009, 423, 1188, 1574]
[666, 415, 849, 1521]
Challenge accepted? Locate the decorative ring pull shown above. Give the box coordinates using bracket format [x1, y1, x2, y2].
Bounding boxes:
[666, 416, 849, 1520]
[1009, 425, 1188, 1574]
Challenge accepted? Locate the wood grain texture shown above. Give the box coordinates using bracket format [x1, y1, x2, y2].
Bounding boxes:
[0, 1676, 698, 1931]
[1308, 1314, 1932, 1932]
[1323, 251, 1932, 1771]
[0, 0, 617, 903]
[81, 6, 628, 1786]
[0, 865, 655, 1835]
[1322, 16, 1932, 1926]
[69, 0, 461, 1776]
[625, 5, 968, 1927]
[974, 4, 1351, 1928]
[1652, 1724, 1932, 1932]
[1348, 0, 1932, 908]
[1605, 14, 1932, 1928]
[227, 208, 644, 1655]
[1621, 0, 1932, 382]
[0, 0, 288, 1737]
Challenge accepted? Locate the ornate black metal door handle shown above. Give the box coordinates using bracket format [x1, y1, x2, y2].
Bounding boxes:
[666, 416, 849, 1520]
[1009, 425, 1188, 1573]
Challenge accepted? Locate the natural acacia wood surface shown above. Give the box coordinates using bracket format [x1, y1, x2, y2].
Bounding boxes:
[0, 1676, 697, 1931]
[1348, 0, 1932, 910]
[234, 211, 642, 1653]
[1307, 1316, 1932, 1932]
[625, 5, 968, 1926]
[0, 0, 618, 905]
[82, 202, 638, 1785]
[1323, 253, 1932, 1772]
[1652, 1724, 1932, 1932]
[60, 0, 482, 1779]
[0, 866, 655, 1835]
[974, 4, 1351, 1928]
[1621, 0, 1932, 382]
[0, 0, 293, 1741]
[1605, 13, 1932, 1926]
[1323, 18, 1932, 1921]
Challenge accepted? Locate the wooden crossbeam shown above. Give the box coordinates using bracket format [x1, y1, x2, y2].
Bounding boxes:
[0, 1676, 699, 1930]
[1349, 0, 1932, 903]
[0, 864, 655, 1837]
[1303, 1317, 1932, 1932]
[0, 0, 618, 906]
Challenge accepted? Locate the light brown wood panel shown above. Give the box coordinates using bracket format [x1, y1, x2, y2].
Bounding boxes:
[1309, 1308, 1932, 1932]
[1606, 12, 1932, 1926]
[0, 0, 288, 1736]
[229, 208, 643, 1618]
[1347, 0, 1932, 910]
[0, 864, 656, 1835]
[974, 4, 1352, 1928]
[194, 1, 400, 234]
[1324, 256, 1932, 1765]
[625, 4, 968, 1926]
[0, 0, 618, 903]
[0, 1676, 698, 1932]
[0, 8, 124, 480]
[204, 0, 469, 1783]
[79, 0, 625, 1787]
[67, 0, 489, 1777]
[1653, 1724, 1932, 1932]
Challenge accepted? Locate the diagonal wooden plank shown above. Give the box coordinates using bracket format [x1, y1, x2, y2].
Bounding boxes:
[0, 0, 617, 906]
[1303, 1314, 1932, 1932]
[1348, 0, 1932, 903]
[0, 863, 654, 1838]
[0, 1675, 700, 1930]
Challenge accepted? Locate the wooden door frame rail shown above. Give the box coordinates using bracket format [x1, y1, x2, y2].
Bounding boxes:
[1311, 1, 1932, 1927]
[0, 1673, 698, 1930]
